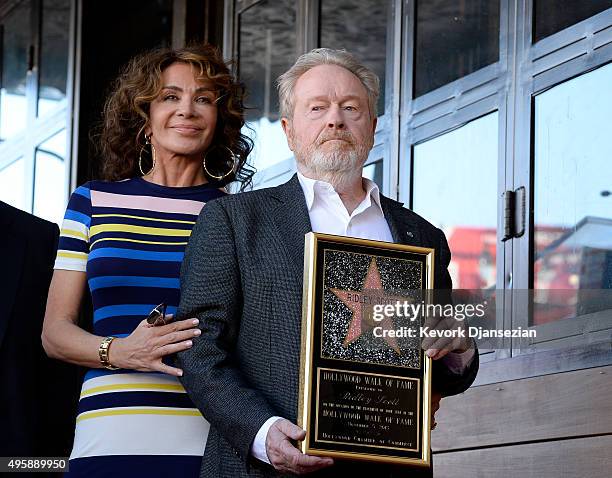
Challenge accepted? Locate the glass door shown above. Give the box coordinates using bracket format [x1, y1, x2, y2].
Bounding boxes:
[511, 1, 612, 356]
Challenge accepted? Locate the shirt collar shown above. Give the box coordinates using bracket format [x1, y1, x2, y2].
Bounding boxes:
[297, 171, 384, 214]
[297, 172, 318, 210]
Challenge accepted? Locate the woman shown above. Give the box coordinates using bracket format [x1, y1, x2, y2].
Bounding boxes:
[42, 44, 253, 476]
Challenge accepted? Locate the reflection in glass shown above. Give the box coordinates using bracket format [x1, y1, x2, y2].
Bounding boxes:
[414, 0, 499, 98]
[533, 62, 612, 325]
[319, 0, 389, 115]
[0, 158, 26, 211]
[363, 160, 383, 190]
[0, 1, 31, 140]
[238, 0, 295, 171]
[38, 0, 71, 117]
[34, 129, 67, 224]
[534, 0, 612, 43]
[413, 112, 498, 289]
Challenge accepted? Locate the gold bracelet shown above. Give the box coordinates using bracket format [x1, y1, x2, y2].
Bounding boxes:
[99, 336, 119, 370]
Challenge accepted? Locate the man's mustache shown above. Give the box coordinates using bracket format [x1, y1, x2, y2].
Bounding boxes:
[316, 131, 354, 145]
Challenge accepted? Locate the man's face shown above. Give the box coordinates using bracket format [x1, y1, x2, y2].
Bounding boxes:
[281, 64, 377, 177]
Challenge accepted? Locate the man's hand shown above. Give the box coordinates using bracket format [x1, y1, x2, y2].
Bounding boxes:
[265, 418, 334, 474]
[421, 314, 473, 360]
[420, 289, 486, 360]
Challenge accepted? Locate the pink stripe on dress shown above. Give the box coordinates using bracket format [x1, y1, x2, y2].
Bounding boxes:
[90, 190, 205, 216]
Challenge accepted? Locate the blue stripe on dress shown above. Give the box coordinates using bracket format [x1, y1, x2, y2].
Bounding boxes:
[93, 304, 178, 322]
[89, 247, 184, 262]
[83, 368, 158, 382]
[89, 231, 190, 244]
[95, 317, 148, 337]
[65, 208, 92, 227]
[88, 259, 181, 278]
[68, 455, 202, 478]
[91, 177, 225, 199]
[58, 236, 89, 253]
[77, 391, 195, 414]
[73, 185, 91, 199]
[91, 288, 180, 312]
[89, 276, 180, 291]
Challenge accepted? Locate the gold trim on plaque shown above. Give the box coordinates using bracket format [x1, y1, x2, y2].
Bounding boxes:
[422, 353, 432, 463]
[298, 232, 317, 453]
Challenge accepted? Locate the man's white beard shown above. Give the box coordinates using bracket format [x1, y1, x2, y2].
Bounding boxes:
[294, 139, 371, 185]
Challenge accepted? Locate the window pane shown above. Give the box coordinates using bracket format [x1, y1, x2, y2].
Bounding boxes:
[413, 113, 498, 289]
[533, 62, 612, 325]
[363, 160, 383, 190]
[238, 0, 296, 171]
[33, 129, 67, 224]
[414, 0, 500, 98]
[0, 158, 26, 211]
[0, 1, 31, 140]
[534, 0, 612, 43]
[38, 0, 71, 118]
[319, 0, 390, 116]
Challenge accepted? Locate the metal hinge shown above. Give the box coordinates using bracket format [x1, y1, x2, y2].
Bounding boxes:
[501, 186, 526, 242]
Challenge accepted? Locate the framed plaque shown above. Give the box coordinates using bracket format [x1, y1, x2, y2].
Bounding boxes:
[298, 232, 434, 467]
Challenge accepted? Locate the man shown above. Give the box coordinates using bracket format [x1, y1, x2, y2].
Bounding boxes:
[0, 201, 79, 464]
[177, 49, 478, 477]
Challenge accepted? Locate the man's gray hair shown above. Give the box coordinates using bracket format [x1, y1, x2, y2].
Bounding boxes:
[277, 48, 380, 119]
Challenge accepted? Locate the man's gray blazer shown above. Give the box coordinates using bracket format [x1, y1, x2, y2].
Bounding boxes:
[177, 174, 478, 477]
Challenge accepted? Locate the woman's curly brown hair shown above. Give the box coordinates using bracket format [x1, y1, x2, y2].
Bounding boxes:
[99, 44, 254, 190]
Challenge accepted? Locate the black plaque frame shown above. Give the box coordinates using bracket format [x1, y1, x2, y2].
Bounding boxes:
[298, 233, 434, 467]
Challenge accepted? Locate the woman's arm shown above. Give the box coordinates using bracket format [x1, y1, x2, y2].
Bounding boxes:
[42, 269, 200, 376]
[42, 269, 101, 367]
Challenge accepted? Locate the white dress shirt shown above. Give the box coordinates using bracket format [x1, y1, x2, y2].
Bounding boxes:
[298, 172, 395, 242]
[250, 172, 475, 464]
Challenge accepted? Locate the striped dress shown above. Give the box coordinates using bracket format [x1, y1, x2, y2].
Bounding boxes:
[54, 177, 225, 477]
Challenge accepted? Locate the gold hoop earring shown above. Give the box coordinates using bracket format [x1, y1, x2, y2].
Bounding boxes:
[139, 134, 156, 176]
[202, 145, 237, 180]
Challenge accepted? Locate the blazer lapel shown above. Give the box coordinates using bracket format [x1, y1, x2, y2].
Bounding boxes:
[380, 195, 424, 247]
[270, 174, 313, 273]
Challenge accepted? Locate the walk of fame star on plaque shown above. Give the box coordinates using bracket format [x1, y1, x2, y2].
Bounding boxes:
[330, 257, 408, 355]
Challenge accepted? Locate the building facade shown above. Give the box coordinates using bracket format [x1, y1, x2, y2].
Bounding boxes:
[228, 4, 612, 473]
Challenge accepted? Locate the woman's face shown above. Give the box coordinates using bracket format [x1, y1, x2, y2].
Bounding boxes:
[146, 62, 219, 160]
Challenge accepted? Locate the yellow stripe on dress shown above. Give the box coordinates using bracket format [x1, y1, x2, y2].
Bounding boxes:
[81, 383, 186, 398]
[57, 250, 88, 260]
[92, 213, 196, 225]
[60, 228, 89, 241]
[90, 223, 192, 237]
[91, 237, 189, 247]
[76, 408, 203, 422]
